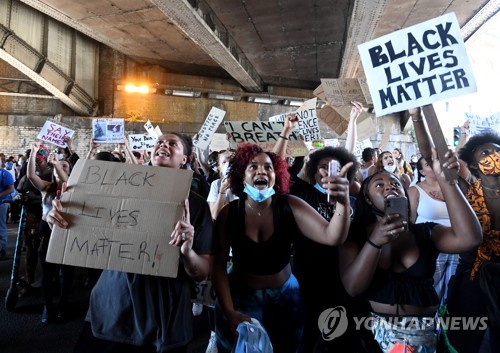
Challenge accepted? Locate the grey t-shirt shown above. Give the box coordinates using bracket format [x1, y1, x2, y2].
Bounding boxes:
[87, 191, 213, 352]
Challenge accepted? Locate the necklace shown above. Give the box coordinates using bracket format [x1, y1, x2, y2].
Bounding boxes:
[482, 184, 500, 198]
[246, 200, 271, 216]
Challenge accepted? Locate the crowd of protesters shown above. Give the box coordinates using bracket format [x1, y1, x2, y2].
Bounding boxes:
[0, 106, 498, 353]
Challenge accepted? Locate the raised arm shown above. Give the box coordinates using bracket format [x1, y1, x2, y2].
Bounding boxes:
[289, 162, 353, 246]
[273, 113, 299, 158]
[429, 148, 482, 253]
[27, 142, 51, 192]
[86, 138, 100, 160]
[409, 107, 433, 162]
[122, 136, 139, 164]
[344, 101, 363, 153]
[48, 153, 68, 183]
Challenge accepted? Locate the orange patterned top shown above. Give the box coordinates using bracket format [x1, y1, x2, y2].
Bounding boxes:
[466, 179, 500, 279]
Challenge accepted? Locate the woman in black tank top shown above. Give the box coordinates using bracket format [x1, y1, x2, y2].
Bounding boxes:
[339, 146, 482, 352]
[212, 143, 353, 353]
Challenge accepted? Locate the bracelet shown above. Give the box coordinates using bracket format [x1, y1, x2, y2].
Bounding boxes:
[366, 238, 382, 249]
[278, 135, 289, 140]
[412, 119, 423, 122]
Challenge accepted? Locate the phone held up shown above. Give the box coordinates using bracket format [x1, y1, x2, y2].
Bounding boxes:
[384, 196, 409, 226]
[327, 160, 340, 204]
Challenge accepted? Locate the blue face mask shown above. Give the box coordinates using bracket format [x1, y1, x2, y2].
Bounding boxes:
[243, 183, 276, 202]
[314, 182, 327, 194]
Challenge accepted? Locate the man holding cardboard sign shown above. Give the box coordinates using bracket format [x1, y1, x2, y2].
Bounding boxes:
[46, 133, 213, 353]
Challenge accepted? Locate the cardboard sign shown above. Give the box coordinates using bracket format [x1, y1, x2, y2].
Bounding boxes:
[358, 12, 476, 116]
[46, 159, 193, 278]
[193, 107, 226, 150]
[268, 98, 320, 142]
[465, 112, 500, 135]
[313, 84, 328, 102]
[37, 121, 75, 148]
[318, 105, 350, 136]
[320, 79, 370, 106]
[93, 118, 125, 143]
[224, 121, 308, 157]
[128, 134, 157, 151]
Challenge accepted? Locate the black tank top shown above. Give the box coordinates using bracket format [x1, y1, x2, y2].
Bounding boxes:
[228, 195, 298, 275]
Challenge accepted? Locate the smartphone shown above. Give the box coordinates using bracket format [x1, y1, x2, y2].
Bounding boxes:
[327, 160, 340, 204]
[384, 196, 409, 223]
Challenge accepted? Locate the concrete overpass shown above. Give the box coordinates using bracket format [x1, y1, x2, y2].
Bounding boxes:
[0, 0, 497, 156]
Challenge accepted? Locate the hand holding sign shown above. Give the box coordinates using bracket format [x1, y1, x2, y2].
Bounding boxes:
[169, 199, 194, 255]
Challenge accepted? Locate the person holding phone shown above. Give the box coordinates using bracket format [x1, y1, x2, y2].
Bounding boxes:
[339, 147, 482, 353]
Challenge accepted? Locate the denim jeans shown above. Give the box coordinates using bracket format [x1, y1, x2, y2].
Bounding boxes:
[433, 253, 459, 303]
[215, 274, 304, 353]
[371, 312, 437, 353]
[0, 203, 8, 249]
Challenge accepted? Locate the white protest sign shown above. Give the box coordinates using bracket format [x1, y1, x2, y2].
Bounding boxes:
[128, 134, 158, 151]
[46, 159, 193, 278]
[358, 12, 476, 116]
[93, 118, 125, 144]
[268, 98, 320, 142]
[465, 112, 500, 135]
[36, 120, 75, 148]
[210, 133, 230, 152]
[155, 126, 163, 137]
[144, 120, 157, 138]
[224, 121, 308, 157]
[193, 107, 226, 150]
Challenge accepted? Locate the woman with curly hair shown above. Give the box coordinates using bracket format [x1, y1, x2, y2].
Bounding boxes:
[444, 130, 500, 353]
[212, 143, 353, 353]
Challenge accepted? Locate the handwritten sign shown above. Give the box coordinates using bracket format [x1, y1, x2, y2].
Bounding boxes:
[268, 98, 320, 142]
[358, 12, 476, 116]
[46, 159, 193, 278]
[92, 118, 125, 143]
[224, 121, 308, 157]
[320, 79, 370, 106]
[36, 121, 75, 148]
[193, 107, 226, 150]
[465, 112, 500, 135]
[128, 134, 158, 151]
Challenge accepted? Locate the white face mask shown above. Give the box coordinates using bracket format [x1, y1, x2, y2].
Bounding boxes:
[220, 164, 229, 177]
[384, 165, 397, 173]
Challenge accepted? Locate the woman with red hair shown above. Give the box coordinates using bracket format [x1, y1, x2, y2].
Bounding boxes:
[212, 143, 353, 353]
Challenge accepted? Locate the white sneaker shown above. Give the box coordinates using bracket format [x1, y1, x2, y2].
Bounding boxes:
[206, 331, 218, 353]
[192, 303, 203, 316]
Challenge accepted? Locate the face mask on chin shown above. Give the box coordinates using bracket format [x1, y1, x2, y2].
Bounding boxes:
[243, 183, 276, 202]
[478, 152, 500, 176]
[314, 182, 327, 194]
[384, 165, 397, 173]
